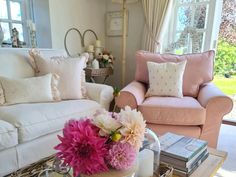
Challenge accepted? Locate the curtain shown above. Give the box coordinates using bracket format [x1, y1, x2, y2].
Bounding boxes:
[141, 0, 172, 52]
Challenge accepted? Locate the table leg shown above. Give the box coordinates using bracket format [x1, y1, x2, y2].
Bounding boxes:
[90, 77, 95, 83]
[103, 75, 109, 84]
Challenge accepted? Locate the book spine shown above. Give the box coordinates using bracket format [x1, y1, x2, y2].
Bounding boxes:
[186, 148, 207, 167]
[175, 152, 209, 173]
[173, 153, 209, 177]
[186, 143, 207, 161]
[160, 147, 207, 168]
[161, 143, 207, 162]
[187, 152, 209, 173]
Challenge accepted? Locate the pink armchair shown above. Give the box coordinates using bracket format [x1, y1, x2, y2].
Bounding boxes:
[116, 51, 233, 148]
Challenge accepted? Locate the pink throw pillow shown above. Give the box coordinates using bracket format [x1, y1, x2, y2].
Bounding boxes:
[135, 50, 215, 97]
[29, 49, 88, 100]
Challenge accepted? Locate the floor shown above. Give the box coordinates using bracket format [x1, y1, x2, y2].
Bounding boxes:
[215, 124, 236, 177]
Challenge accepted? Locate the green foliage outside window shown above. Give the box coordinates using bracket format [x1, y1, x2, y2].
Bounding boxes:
[215, 38, 236, 77]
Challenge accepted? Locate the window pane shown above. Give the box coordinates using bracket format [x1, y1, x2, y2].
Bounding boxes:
[10, 1, 22, 21]
[178, 0, 193, 4]
[177, 6, 192, 31]
[1, 22, 11, 42]
[12, 23, 23, 41]
[195, 0, 210, 2]
[174, 32, 189, 54]
[0, 0, 8, 19]
[192, 32, 204, 52]
[194, 4, 208, 29]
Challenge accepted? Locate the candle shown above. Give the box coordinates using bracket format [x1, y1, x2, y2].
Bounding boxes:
[95, 40, 101, 47]
[92, 59, 99, 69]
[31, 23, 36, 31]
[137, 149, 154, 177]
[27, 20, 32, 28]
[87, 45, 94, 52]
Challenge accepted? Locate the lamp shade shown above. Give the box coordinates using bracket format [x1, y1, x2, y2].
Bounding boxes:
[112, 0, 138, 4]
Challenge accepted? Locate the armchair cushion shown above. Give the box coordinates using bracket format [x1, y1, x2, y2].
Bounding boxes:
[135, 50, 215, 97]
[146, 61, 186, 98]
[139, 96, 206, 126]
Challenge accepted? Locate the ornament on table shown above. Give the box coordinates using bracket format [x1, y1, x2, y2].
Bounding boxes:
[94, 40, 104, 58]
[86, 45, 95, 67]
[27, 20, 37, 48]
[11, 28, 22, 48]
[97, 50, 115, 68]
[92, 59, 99, 69]
[55, 106, 146, 177]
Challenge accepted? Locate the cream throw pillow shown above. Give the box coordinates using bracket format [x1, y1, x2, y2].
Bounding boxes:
[146, 61, 187, 98]
[29, 49, 88, 100]
[0, 73, 60, 105]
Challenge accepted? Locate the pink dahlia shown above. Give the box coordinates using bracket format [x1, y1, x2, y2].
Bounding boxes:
[107, 142, 137, 170]
[55, 119, 109, 176]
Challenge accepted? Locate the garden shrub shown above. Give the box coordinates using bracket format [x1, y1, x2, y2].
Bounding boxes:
[215, 38, 236, 76]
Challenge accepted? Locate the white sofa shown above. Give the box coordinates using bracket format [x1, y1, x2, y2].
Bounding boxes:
[0, 48, 114, 176]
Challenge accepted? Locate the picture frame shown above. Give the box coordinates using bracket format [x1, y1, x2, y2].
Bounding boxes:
[106, 11, 129, 37]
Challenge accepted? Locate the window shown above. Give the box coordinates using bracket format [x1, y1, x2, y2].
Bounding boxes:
[0, 0, 27, 44]
[166, 0, 212, 54]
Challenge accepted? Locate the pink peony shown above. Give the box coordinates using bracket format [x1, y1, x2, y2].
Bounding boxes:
[55, 119, 109, 176]
[107, 142, 137, 170]
[92, 109, 121, 136]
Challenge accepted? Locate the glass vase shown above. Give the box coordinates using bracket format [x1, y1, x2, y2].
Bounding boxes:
[138, 128, 161, 177]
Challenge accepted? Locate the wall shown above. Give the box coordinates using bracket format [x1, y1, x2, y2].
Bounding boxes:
[49, 0, 106, 55]
[105, 0, 145, 88]
[33, 0, 52, 48]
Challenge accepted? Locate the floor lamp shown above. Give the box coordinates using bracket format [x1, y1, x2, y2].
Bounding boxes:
[112, 0, 138, 87]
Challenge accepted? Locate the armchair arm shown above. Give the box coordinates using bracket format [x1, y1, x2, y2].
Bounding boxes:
[197, 82, 233, 147]
[198, 82, 233, 111]
[85, 82, 114, 110]
[116, 81, 147, 109]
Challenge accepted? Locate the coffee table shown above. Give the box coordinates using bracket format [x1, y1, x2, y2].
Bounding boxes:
[173, 148, 227, 177]
[38, 148, 226, 177]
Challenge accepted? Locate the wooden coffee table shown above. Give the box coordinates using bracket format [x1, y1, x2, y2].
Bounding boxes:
[10, 148, 226, 177]
[173, 148, 227, 177]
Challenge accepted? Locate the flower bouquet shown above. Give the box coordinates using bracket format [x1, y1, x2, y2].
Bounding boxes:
[97, 50, 114, 68]
[55, 106, 146, 177]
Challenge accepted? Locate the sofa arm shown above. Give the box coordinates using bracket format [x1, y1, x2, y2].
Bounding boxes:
[197, 82, 233, 147]
[85, 82, 114, 110]
[198, 83, 233, 111]
[116, 81, 147, 109]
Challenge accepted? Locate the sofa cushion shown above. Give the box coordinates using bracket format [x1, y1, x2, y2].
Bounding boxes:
[146, 61, 186, 98]
[0, 100, 101, 143]
[138, 97, 206, 126]
[0, 120, 18, 150]
[0, 48, 34, 78]
[29, 49, 88, 100]
[135, 50, 215, 97]
[0, 73, 60, 105]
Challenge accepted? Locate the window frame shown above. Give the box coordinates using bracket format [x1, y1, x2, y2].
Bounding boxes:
[0, 0, 28, 45]
[171, 0, 215, 53]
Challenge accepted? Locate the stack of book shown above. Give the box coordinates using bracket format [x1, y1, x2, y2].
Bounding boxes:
[159, 132, 209, 177]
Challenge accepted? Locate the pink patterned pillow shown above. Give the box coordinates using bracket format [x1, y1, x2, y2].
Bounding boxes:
[135, 50, 215, 97]
[29, 49, 88, 100]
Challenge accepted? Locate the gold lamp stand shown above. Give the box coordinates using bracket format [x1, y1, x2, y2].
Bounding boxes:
[112, 0, 138, 87]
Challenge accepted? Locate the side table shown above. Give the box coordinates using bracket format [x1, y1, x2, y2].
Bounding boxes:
[84, 67, 113, 84]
